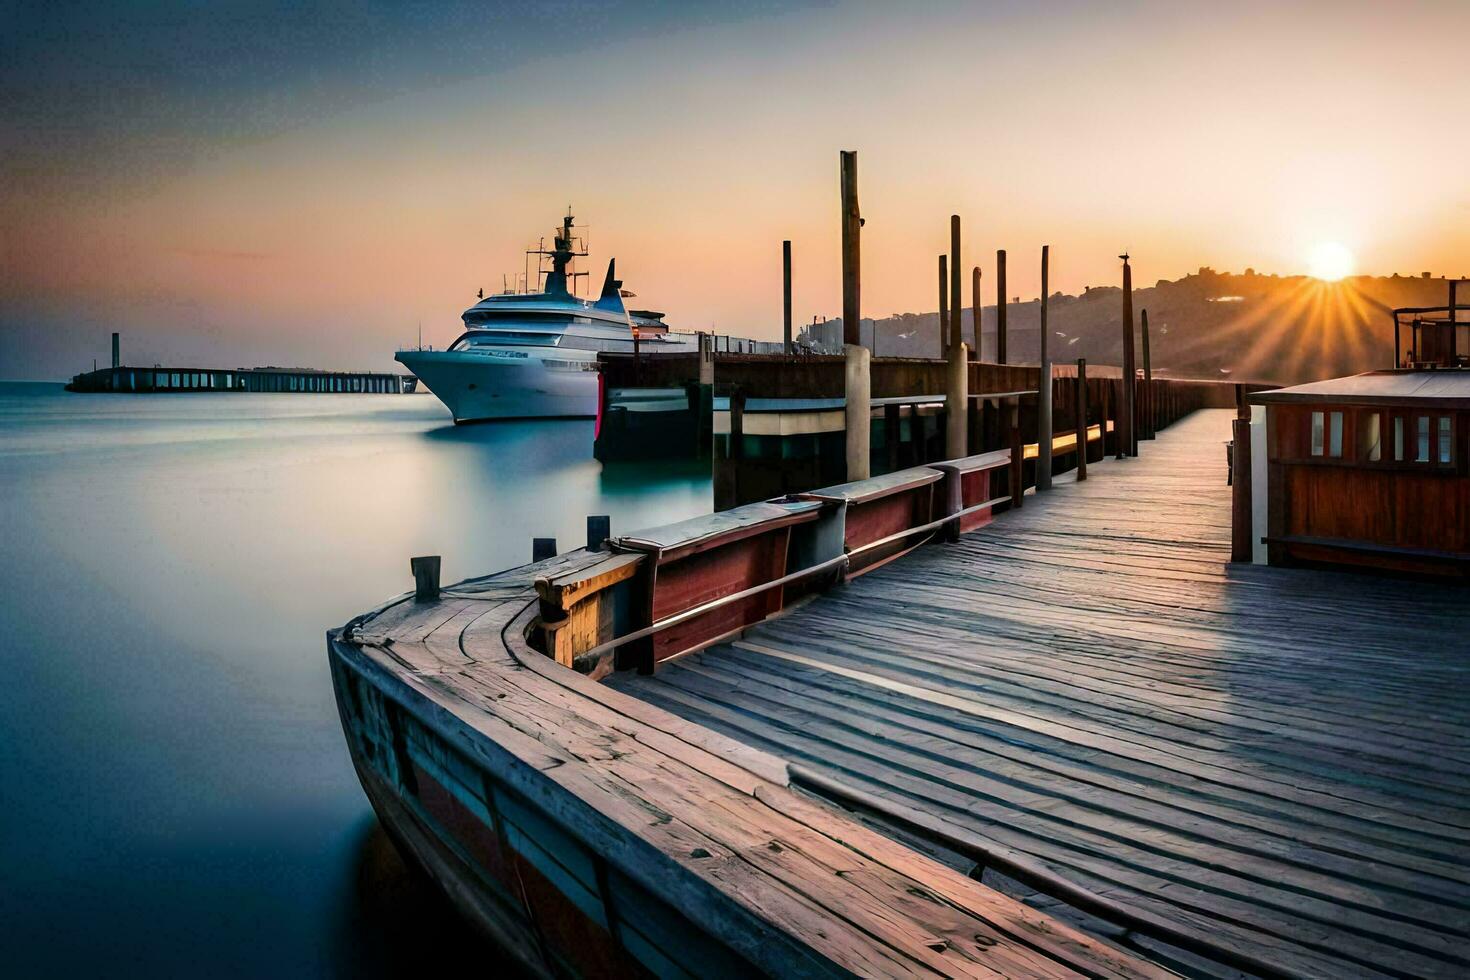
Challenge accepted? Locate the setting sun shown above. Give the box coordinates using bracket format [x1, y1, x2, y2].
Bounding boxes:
[1307, 241, 1355, 281]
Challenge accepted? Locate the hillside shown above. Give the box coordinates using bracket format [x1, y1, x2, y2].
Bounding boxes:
[809, 271, 1462, 385]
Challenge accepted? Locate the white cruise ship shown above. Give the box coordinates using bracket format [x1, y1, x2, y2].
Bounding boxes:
[398, 213, 702, 422]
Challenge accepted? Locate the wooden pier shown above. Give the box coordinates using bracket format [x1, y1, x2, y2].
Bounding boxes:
[66, 364, 410, 394]
[608, 410, 1470, 977]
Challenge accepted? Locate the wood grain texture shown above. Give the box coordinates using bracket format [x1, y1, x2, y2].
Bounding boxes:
[612, 410, 1470, 979]
[338, 550, 1164, 976]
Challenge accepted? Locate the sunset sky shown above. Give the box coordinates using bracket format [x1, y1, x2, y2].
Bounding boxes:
[3, 0, 1468, 378]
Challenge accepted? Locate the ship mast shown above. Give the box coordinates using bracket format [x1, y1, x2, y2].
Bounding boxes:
[527, 208, 589, 297]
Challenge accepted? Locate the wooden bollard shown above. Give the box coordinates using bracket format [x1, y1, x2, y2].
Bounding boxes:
[411, 555, 441, 603]
[971, 266, 982, 360]
[1008, 399, 1024, 510]
[1075, 359, 1088, 482]
[586, 515, 611, 551]
[1036, 245, 1053, 490]
[532, 538, 557, 562]
[840, 150, 869, 481]
[995, 249, 1008, 364]
[1231, 416, 1253, 562]
[782, 240, 793, 356]
[1118, 254, 1136, 458]
[1141, 309, 1154, 441]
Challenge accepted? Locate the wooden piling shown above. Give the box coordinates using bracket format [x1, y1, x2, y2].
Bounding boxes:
[995, 250, 1008, 364]
[586, 515, 611, 552]
[949, 216, 962, 350]
[410, 556, 441, 603]
[938, 255, 948, 361]
[1075, 358, 1088, 481]
[946, 342, 968, 460]
[1141, 308, 1154, 440]
[841, 151, 870, 480]
[532, 538, 557, 562]
[1119, 254, 1136, 458]
[971, 266, 982, 361]
[1037, 245, 1053, 490]
[1008, 399, 1023, 510]
[1231, 416, 1253, 562]
[782, 240, 793, 356]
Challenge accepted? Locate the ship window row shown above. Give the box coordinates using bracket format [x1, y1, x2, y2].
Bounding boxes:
[1305, 408, 1455, 466]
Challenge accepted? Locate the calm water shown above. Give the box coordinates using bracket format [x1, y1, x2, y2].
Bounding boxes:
[0, 383, 713, 977]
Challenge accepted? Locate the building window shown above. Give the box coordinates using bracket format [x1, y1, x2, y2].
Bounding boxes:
[1394, 417, 1404, 461]
[1328, 411, 1343, 458]
[1360, 412, 1381, 461]
[1439, 416, 1453, 464]
[1417, 416, 1430, 462]
[1310, 411, 1324, 456]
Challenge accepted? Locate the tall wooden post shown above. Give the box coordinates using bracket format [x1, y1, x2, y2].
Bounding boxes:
[996, 249, 1008, 364]
[1036, 245, 1053, 490]
[840, 151, 870, 480]
[946, 224, 968, 460]
[938, 255, 948, 361]
[1119, 253, 1136, 458]
[949, 216, 962, 350]
[782, 240, 793, 356]
[1007, 399, 1023, 510]
[1075, 358, 1089, 481]
[971, 266, 982, 360]
[1231, 392, 1253, 562]
[1141, 308, 1154, 440]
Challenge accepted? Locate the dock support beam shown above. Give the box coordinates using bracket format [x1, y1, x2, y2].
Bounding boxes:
[783, 240, 793, 356]
[840, 150, 870, 481]
[1118, 254, 1136, 458]
[1231, 414, 1253, 562]
[1075, 358, 1089, 481]
[938, 255, 948, 360]
[947, 342, 968, 460]
[1141, 308, 1154, 440]
[949, 216, 962, 351]
[995, 250, 1008, 364]
[1008, 399, 1023, 509]
[971, 266, 982, 361]
[1037, 245, 1053, 490]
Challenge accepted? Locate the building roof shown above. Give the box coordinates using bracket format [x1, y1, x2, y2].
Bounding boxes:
[1250, 370, 1470, 408]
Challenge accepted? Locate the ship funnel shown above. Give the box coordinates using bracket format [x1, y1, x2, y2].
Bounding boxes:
[595, 259, 626, 312]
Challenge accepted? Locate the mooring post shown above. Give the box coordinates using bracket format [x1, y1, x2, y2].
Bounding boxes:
[950, 216, 962, 350]
[841, 150, 870, 481]
[1141, 308, 1154, 440]
[971, 266, 982, 361]
[1075, 358, 1089, 481]
[946, 218, 966, 458]
[1008, 398, 1024, 510]
[783, 240, 793, 356]
[410, 555, 441, 603]
[946, 341, 968, 460]
[1037, 245, 1053, 490]
[1231, 414, 1253, 562]
[532, 538, 557, 562]
[938, 254, 948, 361]
[586, 515, 611, 551]
[1118, 253, 1136, 458]
[996, 250, 1008, 364]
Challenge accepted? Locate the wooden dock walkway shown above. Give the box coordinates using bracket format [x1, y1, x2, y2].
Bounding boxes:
[608, 409, 1470, 978]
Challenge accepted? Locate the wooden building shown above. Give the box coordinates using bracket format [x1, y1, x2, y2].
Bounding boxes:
[1250, 370, 1470, 574]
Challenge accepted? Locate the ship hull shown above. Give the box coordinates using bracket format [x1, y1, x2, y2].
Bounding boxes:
[396, 349, 598, 422]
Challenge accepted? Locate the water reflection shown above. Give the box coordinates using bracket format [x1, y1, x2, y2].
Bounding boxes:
[0, 385, 711, 975]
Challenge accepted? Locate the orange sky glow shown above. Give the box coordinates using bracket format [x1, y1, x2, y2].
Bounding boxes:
[3, 1, 1468, 377]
